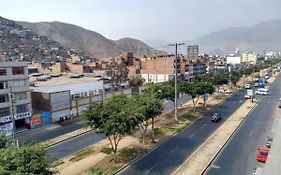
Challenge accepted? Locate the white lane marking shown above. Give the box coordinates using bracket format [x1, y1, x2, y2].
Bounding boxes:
[188, 133, 195, 139]
[170, 146, 179, 154]
[211, 164, 221, 169]
[238, 100, 243, 103]
[201, 124, 207, 129]
[145, 163, 158, 174]
[249, 131, 254, 136]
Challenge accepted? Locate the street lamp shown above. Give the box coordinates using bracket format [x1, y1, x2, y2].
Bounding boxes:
[169, 43, 185, 122]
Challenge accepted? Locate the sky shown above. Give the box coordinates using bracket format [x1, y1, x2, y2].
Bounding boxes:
[1, 0, 281, 45]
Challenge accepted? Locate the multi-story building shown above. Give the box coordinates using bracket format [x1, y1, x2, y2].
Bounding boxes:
[242, 52, 257, 65]
[187, 45, 199, 60]
[0, 62, 32, 136]
[140, 55, 182, 83]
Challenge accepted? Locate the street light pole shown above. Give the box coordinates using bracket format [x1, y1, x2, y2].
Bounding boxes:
[169, 43, 184, 122]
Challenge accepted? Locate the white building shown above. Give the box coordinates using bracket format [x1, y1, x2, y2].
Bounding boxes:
[0, 62, 32, 136]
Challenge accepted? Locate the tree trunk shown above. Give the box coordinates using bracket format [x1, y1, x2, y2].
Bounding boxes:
[192, 98, 196, 113]
[151, 117, 155, 143]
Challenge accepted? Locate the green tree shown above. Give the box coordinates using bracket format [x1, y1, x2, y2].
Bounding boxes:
[84, 94, 139, 156]
[129, 76, 144, 87]
[230, 71, 240, 86]
[0, 135, 54, 175]
[106, 60, 129, 90]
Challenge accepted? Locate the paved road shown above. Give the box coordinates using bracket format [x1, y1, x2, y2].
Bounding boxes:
[204, 75, 281, 175]
[17, 93, 191, 146]
[44, 94, 192, 160]
[47, 130, 105, 160]
[118, 90, 247, 175]
[17, 119, 85, 144]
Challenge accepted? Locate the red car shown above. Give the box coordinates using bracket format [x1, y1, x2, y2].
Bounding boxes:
[256, 148, 269, 163]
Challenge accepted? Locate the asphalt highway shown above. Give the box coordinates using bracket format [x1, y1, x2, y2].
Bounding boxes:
[204, 75, 281, 175]
[118, 90, 247, 175]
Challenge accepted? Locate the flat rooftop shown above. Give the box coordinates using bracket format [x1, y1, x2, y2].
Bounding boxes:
[29, 74, 100, 87]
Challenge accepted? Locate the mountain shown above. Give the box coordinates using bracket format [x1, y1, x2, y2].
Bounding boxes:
[190, 19, 281, 55]
[17, 21, 164, 58]
[0, 16, 85, 62]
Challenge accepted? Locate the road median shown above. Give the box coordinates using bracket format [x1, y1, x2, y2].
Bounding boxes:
[173, 100, 257, 175]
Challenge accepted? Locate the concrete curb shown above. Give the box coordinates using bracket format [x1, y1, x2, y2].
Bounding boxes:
[44, 129, 93, 149]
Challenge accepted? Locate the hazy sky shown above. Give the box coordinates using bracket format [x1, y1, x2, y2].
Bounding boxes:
[1, 0, 281, 43]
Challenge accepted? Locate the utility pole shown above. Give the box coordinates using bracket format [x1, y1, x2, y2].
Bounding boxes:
[169, 43, 184, 122]
[9, 87, 17, 147]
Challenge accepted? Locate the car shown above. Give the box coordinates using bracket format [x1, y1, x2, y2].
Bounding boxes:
[255, 82, 259, 87]
[245, 94, 251, 99]
[245, 84, 251, 89]
[265, 75, 269, 79]
[224, 89, 232, 94]
[211, 113, 221, 122]
[256, 147, 269, 163]
[218, 89, 225, 93]
[266, 136, 273, 148]
[255, 88, 269, 95]
[255, 78, 260, 82]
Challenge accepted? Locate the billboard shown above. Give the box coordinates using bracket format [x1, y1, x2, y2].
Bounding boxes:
[227, 56, 241, 64]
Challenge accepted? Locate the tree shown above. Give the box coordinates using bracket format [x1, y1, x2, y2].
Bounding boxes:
[229, 71, 240, 86]
[129, 76, 144, 87]
[106, 60, 129, 90]
[0, 135, 54, 175]
[84, 94, 139, 156]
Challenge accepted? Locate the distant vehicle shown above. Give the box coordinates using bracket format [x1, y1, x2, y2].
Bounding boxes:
[245, 94, 251, 99]
[224, 89, 232, 94]
[255, 78, 259, 82]
[256, 147, 269, 163]
[218, 89, 225, 93]
[255, 82, 259, 87]
[252, 167, 263, 175]
[265, 75, 269, 79]
[211, 113, 221, 122]
[245, 84, 251, 89]
[278, 98, 281, 108]
[255, 88, 269, 95]
[266, 136, 273, 148]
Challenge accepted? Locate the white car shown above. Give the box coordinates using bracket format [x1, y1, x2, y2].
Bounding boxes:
[224, 89, 232, 94]
[245, 94, 251, 99]
[245, 84, 251, 89]
[255, 88, 269, 95]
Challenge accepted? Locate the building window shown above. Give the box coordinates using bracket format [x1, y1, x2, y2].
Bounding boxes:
[0, 82, 8, 89]
[14, 92, 27, 101]
[0, 94, 9, 103]
[16, 104, 28, 113]
[13, 80, 26, 87]
[0, 68, 6, 76]
[0, 107, 10, 117]
[12, 67, 24, 75]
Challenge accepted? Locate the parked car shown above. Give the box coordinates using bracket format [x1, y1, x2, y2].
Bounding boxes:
[211, 113, 221, 122]
[265, 75, 269, 79]
[245, 94, 251, 99]
[255, 82, 259, 87]
[255, 78, 259, 82]
[256, 147, 269, 163]
[266, 136, 273, 148]
[245, 84, 251, 89]
[218, 89, 225, 93]
[255, 88, 269, 95]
